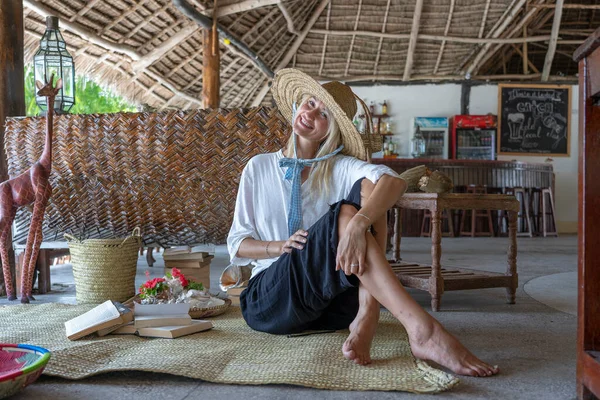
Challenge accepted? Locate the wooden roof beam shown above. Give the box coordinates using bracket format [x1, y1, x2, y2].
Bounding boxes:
[251, 0, 330, 106]
[478, 0, 492, 38]
[535, 3, 600, 9]
[541, 0, 564, 81]
[23, 0, 140, 60]
[205, 0, 283, 18]
[310, 29, 553, 44]
[475, 1, 549, 75]
[373, 0, 392, 76]
[318, 2, 332, 76]
[433, 0, 455, 75]
[68, 0, 103, 21]
[278, 2, 299, 35]
[133, 24, 198, 71]
[344, 0, 363, 76]
[403, 0, 424, 81]
[119, 2, 174, 45]
[465, 0, 529, 75]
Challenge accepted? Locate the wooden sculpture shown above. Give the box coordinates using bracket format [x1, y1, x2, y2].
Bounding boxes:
[0, 75, 61, 303]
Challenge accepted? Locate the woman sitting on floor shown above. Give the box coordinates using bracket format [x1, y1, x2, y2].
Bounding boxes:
[227, 68, 498, 377]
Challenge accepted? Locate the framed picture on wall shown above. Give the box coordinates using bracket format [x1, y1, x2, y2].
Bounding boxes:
[497, 83, 571, 156]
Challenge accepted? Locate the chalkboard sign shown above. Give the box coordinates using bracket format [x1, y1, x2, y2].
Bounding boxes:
[498, 84, 571, 156]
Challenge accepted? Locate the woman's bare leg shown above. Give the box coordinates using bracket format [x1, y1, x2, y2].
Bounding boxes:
[343, 179, 387, 365]
[338, 204, 499, 377]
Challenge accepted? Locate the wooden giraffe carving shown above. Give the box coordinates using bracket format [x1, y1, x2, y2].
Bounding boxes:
[0, 74, 61, 303]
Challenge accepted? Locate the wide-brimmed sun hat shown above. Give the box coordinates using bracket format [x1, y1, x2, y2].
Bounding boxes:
[271, 68, 372, 161]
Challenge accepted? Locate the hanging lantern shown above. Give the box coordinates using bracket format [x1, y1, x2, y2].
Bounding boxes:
[33, 16, 75, 114]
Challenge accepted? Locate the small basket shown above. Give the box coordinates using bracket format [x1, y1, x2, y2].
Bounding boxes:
[65, 228, 141, 304]
[362, 133, 383, 154]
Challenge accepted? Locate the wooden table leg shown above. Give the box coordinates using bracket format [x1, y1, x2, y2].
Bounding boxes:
[146, 247, 156, 267]
[36, 249, 50, 294]
[393, 207, 402, 262]
[429, 207, 444, 311]
[506, 210, 518, 304]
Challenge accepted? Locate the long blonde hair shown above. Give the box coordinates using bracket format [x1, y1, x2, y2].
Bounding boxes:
[284, 96, 342, 197]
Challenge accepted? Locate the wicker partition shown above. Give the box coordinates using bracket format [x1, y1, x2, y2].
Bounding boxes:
[4, 108, 289, 246]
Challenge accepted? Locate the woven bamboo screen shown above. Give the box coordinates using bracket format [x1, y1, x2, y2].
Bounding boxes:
[4, 108, 289, 246]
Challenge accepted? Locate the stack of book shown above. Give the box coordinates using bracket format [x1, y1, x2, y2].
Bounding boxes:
[163, 246, 214, 289]
[65, 300, 213, 340]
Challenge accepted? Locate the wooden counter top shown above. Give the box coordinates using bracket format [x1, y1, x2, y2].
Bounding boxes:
[372, 158, 554, 190]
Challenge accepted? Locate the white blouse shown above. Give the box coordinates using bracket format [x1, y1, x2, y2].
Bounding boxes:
[227, 150, 401, 278]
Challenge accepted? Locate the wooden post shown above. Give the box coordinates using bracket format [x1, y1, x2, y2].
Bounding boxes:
[0, 1, 24, 295]
[202, 28, 220, 109]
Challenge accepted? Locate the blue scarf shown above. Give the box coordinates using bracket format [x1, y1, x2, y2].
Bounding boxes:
[279, 137, 343, 236]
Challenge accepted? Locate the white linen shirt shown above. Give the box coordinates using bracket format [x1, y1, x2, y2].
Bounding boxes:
[227, 150, 400, 278]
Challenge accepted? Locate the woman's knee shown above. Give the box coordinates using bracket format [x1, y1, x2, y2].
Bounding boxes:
[360, 178, 375, 203]
[340, 203, 358, 219]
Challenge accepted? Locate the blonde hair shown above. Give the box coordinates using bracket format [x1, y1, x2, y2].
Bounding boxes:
[284, 96, 342, 197]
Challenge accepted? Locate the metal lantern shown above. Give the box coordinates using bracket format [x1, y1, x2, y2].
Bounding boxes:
[33, 16, 75, 114]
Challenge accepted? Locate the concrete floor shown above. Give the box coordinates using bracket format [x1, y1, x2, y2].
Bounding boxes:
[2, 235, 578, 400]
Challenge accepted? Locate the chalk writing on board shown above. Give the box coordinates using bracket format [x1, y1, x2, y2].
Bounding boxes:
[499, 85, 570, 155]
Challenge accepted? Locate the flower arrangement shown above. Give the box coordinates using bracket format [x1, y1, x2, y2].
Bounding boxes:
[138, 268, 223, 309]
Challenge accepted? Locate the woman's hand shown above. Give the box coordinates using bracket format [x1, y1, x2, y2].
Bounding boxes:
[279, 229, 309, 254]
[336, 221, 368, 276]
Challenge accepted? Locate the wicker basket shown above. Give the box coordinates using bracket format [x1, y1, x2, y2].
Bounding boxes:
[362, 133, 383, 154]
[65, 228, 141, 304]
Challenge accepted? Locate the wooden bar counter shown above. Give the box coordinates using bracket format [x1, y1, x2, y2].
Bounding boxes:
[372, 158, 555, 236]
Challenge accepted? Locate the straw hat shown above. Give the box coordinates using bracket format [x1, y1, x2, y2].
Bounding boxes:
[271, 68, 369, 161]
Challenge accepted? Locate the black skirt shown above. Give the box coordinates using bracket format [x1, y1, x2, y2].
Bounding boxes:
[240, 178, 366, 334]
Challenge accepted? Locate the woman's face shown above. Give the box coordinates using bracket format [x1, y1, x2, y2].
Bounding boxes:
[293, 97, 330, 142]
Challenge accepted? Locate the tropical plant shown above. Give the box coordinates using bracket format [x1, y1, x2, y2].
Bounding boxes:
[24, 65, 137, 116]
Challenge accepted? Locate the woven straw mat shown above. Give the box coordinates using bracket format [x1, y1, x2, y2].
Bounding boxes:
[0, 304, 459, 393]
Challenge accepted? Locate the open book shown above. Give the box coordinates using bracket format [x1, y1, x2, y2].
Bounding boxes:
[112, 320, 213, 338]
[65, 300, 133, 340]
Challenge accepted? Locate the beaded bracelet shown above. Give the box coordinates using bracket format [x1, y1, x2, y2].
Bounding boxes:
[356, 213, 372, 223]
[265, 241, 273, 258]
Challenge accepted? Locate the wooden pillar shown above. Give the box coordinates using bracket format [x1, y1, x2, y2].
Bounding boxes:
[0, 1, 24, 295]
[202, 28, 220, 109]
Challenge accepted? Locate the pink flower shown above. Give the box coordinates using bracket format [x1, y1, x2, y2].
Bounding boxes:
[172, 268, 182, 278]
[179, 275, 189, 287]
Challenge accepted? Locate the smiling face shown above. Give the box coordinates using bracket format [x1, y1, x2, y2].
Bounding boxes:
[293, 97, 331, 143]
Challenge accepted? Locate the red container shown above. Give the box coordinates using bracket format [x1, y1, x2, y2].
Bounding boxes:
[450, 115, 497, 160]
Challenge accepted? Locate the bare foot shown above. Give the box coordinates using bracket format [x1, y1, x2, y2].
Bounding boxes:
[342, 310, 379, 365]
[408, 319, 499, 377]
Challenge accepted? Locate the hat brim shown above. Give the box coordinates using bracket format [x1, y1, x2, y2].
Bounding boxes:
[271, 68, 367, 161]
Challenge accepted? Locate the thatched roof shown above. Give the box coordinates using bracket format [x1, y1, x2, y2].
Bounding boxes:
[22, 0, 599, 110]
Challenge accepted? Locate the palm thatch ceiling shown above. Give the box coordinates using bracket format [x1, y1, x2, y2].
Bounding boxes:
[22, 0, 600, 110]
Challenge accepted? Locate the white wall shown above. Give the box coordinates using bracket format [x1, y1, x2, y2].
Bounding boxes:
[350, 83, 579, 233]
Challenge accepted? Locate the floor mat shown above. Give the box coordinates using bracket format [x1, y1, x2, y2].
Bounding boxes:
[0, 304, 458, 393]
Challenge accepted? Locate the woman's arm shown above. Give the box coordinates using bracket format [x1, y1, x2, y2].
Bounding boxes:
[336, 175, 407, 275]
[349, 175, 407, 231]
[237, 230, 309, 260]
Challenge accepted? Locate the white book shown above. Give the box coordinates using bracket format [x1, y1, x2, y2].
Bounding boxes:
[134, 302, 192, 329]
[111, 320, 213, 339]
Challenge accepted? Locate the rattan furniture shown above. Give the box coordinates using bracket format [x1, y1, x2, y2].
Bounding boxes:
[389, 193, 520, 311]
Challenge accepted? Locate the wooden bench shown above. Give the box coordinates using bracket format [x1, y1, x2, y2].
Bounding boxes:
[14, 242, 70, 295]
[389, 193, 520, 311]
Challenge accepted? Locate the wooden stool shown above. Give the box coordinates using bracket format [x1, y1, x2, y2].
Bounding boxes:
[538, 188, 558, 237]
[505, 187, 533, 237]
[459, 185, 494, 237]
[421, 209, 454, 237]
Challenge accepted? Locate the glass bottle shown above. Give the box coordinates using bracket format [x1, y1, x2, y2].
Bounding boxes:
[411, 126, 426, 158]
[382, 101, 388, 115]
